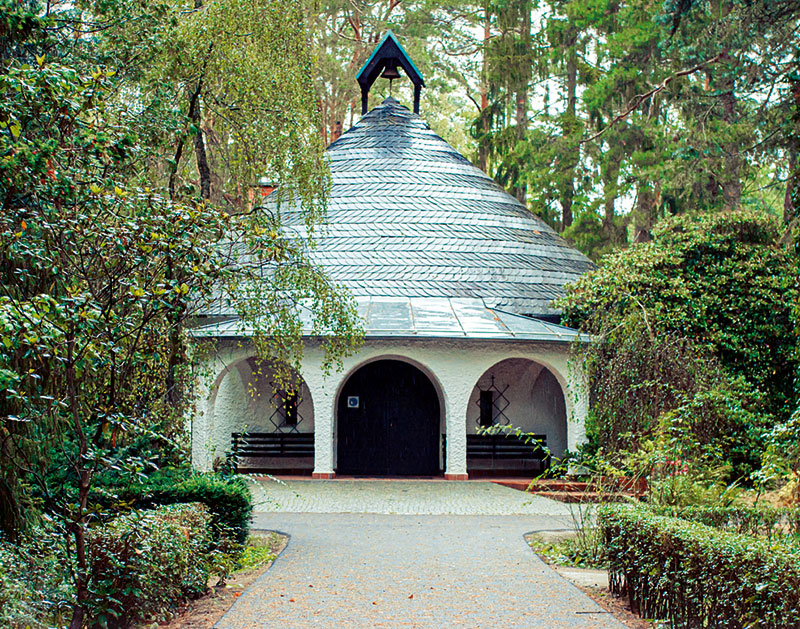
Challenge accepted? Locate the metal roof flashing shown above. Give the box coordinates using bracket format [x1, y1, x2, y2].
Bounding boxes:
[190, 297, 587, 345]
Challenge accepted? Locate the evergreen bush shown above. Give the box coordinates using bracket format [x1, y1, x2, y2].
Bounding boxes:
[600, 505, 800, 627]
[559, 211, 796, 477]
[114, 472, 253, 545]
[88, 503, 211, 627]
[650, 504, 800, 540]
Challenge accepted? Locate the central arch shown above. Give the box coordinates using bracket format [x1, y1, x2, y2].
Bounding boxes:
[336, 359, 440, 476]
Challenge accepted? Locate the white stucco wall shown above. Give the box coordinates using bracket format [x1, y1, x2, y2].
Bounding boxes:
[466, 358, 568, 460]
[192, 337, 587, 478]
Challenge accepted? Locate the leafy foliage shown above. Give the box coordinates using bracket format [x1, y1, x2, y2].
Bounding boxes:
[559, 211, 795, 476]
[88, 503, 211, 627]
[0, 522, 73, 628]
[601, 505, 800, 627]
[473, 0, 800, 253]
[758, 408, 800, 499]
[111, 472, 253, 546]
[0, 2, 360, 625]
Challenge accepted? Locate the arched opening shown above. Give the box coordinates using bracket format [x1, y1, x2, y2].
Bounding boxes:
[337, 359, 440, 476]
[466, 358, 567, 475]
[212, 358, 314, 473]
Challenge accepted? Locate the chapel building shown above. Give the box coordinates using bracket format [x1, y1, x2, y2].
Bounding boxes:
[191, 33, 594, 480]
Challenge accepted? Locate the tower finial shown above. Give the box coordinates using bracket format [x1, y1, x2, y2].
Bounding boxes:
[355, 31, 425, 115]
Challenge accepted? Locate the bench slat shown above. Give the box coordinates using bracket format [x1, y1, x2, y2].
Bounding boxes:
[231, 432, 315, 460]
[466, 433, 548, 462]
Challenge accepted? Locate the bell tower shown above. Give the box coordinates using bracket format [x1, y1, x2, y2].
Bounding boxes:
[355, 31, 425, 115]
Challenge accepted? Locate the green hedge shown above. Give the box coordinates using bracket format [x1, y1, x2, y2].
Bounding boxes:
[650, 504, 800, 540]
[106, 472, 253, 545]
[600, 506, 800, 627]
[88, 503, 211, 627]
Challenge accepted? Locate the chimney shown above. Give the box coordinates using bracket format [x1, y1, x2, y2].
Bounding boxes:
[331, 120, 343, 142]
[257, 176, 276, 198]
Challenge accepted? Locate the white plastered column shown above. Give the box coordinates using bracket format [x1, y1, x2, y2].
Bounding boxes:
[190, 343, 251, 473]
[299, 354, 336, 478]
[565, 359, 588, 454]
[433, 354, 484, 480]
[191, 373, 214, 472]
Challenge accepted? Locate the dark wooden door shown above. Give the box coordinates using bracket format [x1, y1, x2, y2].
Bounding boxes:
[337, 360, 440, 476]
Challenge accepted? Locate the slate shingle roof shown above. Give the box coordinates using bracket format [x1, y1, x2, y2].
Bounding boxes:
[281, 97, 593, 316]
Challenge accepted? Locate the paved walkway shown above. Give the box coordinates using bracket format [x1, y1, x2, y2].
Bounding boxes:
[247, 478, 574, 516]
[217, 481, 623, 628]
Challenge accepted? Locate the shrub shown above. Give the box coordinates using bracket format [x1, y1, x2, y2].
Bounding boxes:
[98, 471, 253, 546]
[600, 505, 800, 627]
[88, 503, 211, 627]
[0, 525, 73, 628]
[559, 211, 795, 474]
[650, 504, 800, 540]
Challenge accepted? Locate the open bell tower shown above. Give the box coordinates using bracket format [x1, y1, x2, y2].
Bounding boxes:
[355, 31, 425, 115]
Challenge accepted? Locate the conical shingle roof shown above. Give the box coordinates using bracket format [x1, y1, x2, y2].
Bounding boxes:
[284, 97, 592, 317]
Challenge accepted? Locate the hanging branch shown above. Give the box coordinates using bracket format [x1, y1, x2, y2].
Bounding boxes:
[579, 53, 724, 144]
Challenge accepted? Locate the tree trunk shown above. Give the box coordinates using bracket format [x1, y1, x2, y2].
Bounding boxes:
[709, 50, 740, 211]
[513, 0, 530, 205]
[633, 183, 656, 242]
[559, 42, 579, 231]
[478, 3, 491, 173]
[168, 79, 203, 202]
[66, 327, 90, 629]
[602, 150, 621, 244]
[720, 85, 741, 211]
[784, 148, 798, 227]
[192, 100, 211, 201]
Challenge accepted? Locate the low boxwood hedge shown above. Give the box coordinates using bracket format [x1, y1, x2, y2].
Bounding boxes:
[650, 504, 800, 540]
[88, 503, 211, 627]
[600, 505, 800, 627]
[97, 472, 253, 545]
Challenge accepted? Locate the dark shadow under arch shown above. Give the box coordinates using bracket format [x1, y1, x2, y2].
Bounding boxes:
[337, 359, 440, 476]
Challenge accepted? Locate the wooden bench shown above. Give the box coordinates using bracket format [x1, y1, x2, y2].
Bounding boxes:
[231, 432, 314, 472]
[466, 433, 549, 472]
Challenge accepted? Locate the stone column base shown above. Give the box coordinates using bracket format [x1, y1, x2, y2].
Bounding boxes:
[444, 473, 468, 481]
[312, 472, 335, 479]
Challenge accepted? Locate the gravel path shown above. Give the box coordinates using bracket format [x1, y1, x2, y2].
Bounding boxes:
[217, 481, 623, 628]
[218, 513, 622, 628]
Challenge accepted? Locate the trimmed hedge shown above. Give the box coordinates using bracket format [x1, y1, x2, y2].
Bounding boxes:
[650, 505, 800, 540]
[110, 472, 253, 545]
[600, 506, 800, 627]
[88, 503, 211, 627]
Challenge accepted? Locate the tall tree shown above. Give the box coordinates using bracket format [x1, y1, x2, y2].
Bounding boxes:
[0, 2, 361, 624]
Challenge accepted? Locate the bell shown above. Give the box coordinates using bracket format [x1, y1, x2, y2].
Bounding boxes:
[381, 63, 402, 80]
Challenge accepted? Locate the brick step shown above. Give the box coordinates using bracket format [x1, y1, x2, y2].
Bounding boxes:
[491, 479, 593, 493]
[491, 478, 645, 503]
[527, 490, 632, 504]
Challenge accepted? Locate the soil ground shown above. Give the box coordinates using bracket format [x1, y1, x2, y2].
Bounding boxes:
[564, 578, 655, 629]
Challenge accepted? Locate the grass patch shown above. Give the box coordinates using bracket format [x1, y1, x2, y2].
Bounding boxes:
[527, 531, 607, 569]
[237, 532, 285, 572]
